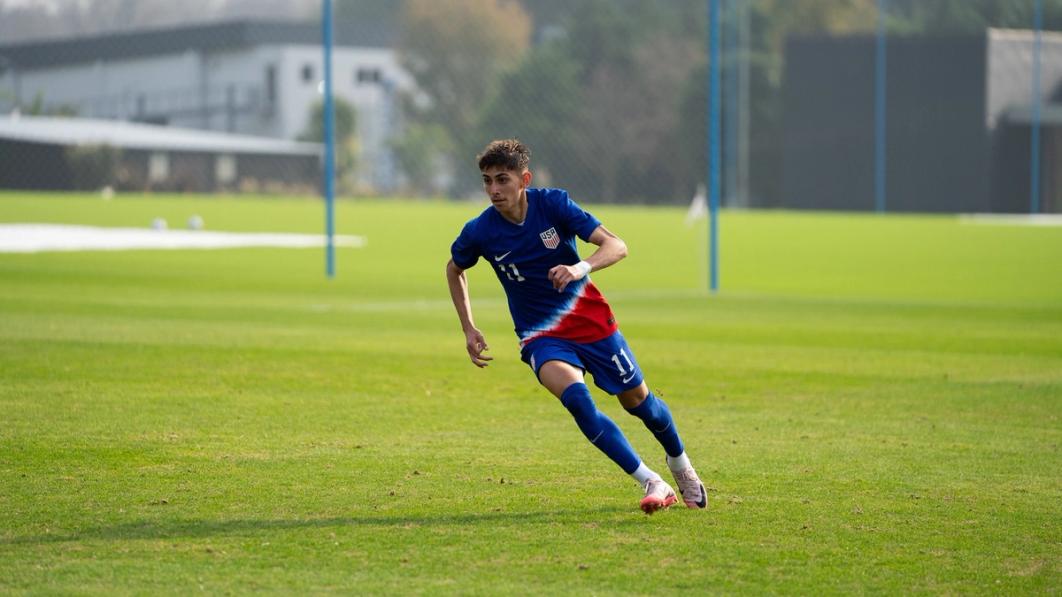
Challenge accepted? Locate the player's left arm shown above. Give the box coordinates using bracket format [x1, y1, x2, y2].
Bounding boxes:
[548, 225, 627, 292]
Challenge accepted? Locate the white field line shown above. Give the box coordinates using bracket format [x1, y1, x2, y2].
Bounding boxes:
[959, 213, 1062, 227]
[0, 223, 366, 253]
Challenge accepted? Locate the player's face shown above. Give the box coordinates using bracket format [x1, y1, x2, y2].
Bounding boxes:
[482, 167, 530, 214]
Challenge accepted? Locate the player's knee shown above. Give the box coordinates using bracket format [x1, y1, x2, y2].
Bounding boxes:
[559, 383, 601, 437]
[560, 382, 595, 417]
[617, 383, 649, 406]
[626, 392, 672, 430]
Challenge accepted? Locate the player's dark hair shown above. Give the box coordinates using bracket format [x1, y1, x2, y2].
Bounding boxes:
[477, 139, 531, 172]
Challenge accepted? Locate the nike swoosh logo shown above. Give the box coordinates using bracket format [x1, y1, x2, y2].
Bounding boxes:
[493, 251, 512, 261]
[622, 374, 636, 383]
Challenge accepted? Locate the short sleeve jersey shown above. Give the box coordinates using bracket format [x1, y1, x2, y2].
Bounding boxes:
[450, 187, 618, 347]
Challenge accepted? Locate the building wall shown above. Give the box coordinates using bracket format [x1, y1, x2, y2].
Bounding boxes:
[782, 34, 990, 213]
[0, 140, 74, 189]
[3, 38, 410, 192]
[986, 29, 1062, 213]
[781, 37, 875, 211]
[184, 46, 274, 135]
[887, 36, 990, 213]
[273, 45, 408, 191]
[0, 138, 318, 193]
[986, 29, 1062, 131]
[991, 121, 1062, 213]
[14, 52, 202, 121]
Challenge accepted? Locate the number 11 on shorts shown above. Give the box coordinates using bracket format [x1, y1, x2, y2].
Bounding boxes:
[611, 348, 635, 375]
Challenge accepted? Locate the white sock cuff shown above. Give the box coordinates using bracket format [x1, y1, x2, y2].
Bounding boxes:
[630, 462, 660, 485]
[666, 451, 692, 473]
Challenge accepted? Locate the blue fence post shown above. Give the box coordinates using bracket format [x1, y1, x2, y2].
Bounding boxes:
[1031, 0, 1043, 215]
[875, 0, 887, 213]
[322, 0, 336, 278]
[723, 0, 739, 207]
[708, 0, 721, 294]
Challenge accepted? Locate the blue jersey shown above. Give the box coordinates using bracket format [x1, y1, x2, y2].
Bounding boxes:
[451, 187, 618, 347]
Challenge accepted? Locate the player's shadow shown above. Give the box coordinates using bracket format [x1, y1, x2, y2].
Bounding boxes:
[2, 506, 645, 546]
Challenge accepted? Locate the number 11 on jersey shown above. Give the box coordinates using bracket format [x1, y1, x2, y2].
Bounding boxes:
[497, 263, 525, 282]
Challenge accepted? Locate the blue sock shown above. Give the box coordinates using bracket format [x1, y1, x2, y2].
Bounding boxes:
[559, 383, 641, 474]
[626, 392, 684, 458]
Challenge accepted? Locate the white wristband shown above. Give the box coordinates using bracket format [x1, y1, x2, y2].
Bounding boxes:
[574, 260, 592, 277]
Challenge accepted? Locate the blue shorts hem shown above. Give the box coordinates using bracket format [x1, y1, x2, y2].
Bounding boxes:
[520, 332, 644, 396]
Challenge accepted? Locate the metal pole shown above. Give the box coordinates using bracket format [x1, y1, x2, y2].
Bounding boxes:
[322, 0, 336, 278]
[875, 0, 887, 213]
[708, 0, 721, 293]
[1031, 0, 1043, 214]
[737, 0, 750, 207]
[723, 0, 738, 207]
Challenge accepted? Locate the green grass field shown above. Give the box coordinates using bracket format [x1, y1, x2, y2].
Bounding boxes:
[1, 192, 1060, 594]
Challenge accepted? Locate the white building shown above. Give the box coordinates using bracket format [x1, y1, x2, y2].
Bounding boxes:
[0, 20, 412, 192]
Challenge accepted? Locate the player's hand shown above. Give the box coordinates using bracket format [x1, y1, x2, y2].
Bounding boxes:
[465, 328, 493, 368]
[548, 262, 588, 293]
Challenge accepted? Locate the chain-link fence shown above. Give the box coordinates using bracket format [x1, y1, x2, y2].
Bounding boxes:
[1, 0, 1059, 212]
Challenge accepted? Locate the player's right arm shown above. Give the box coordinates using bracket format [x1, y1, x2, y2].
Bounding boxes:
[446, 258, 493, 368]
[548, 225, 628, 292]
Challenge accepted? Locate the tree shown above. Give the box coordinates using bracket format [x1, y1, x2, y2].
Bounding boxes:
[886, 0, 1062, 34]
[481, 0, 704, 202]
[398, 0, 532, 193]
[626, 33, 705, 201]
[300, 97, 358, 192]
[392, 123, 453, 196]
[476, 44, 581, 191]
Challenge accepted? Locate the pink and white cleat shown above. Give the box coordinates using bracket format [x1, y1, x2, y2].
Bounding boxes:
[639, 478, 678, 514]
[671, 466, 707, 509]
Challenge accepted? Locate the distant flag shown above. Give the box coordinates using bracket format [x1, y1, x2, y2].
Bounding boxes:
[685, 183, 708, 227]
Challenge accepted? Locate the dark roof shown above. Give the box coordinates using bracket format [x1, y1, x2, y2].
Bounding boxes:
[0, 20, 394, 70]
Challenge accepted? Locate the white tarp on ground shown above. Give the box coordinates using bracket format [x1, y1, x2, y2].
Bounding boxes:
[0, 223, 366, 253]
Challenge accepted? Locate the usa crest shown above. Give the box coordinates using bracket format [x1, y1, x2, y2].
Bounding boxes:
[539, 227, 560, 249]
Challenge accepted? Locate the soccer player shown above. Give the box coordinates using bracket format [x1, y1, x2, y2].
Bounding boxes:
[445, 139, 707, 514]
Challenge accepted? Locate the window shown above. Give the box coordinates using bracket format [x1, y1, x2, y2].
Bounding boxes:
[265, 64, 277, 105]
[356, 67, 382, 85]
[148, 152, 170, 183]
[215, 154, 237, 185]
[301, 64, 314, 83]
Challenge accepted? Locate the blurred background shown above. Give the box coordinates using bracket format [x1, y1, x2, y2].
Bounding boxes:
[1, 0, 1061, 213]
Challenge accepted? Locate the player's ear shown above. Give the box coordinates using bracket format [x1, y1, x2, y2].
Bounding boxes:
[521, 169, 532, 188]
